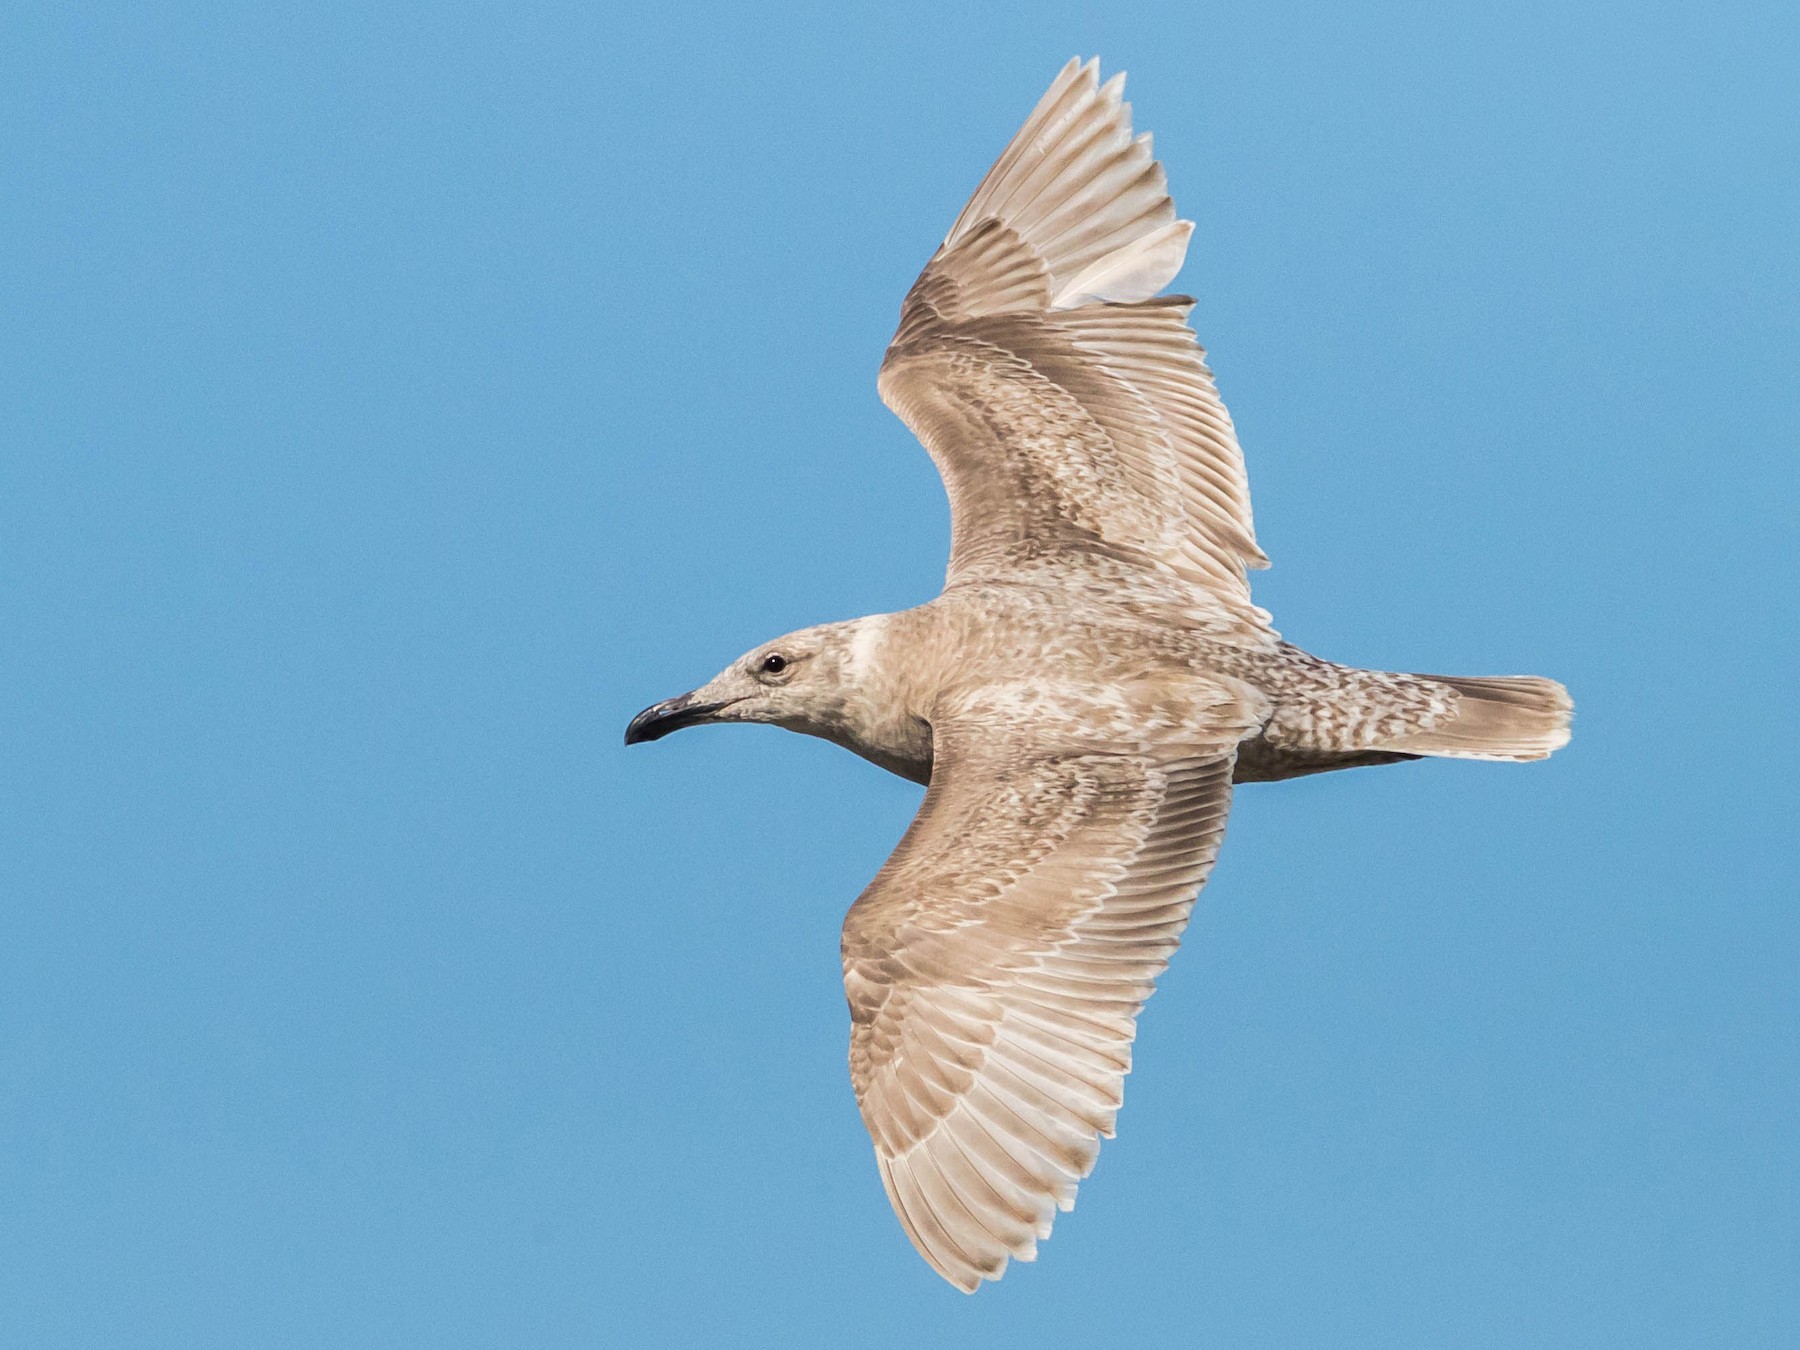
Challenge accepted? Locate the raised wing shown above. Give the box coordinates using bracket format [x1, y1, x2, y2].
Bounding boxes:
[841, 712, 1243, 1289]
[880, 58, 1270, 631]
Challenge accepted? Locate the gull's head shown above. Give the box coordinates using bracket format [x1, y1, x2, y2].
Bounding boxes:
[623, 618, 881, 747]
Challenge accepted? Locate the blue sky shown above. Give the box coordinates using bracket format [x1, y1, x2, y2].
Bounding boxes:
[3, 2, 1796, 1345]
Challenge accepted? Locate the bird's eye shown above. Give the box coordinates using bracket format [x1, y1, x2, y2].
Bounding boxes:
[760, 653, 788, 675]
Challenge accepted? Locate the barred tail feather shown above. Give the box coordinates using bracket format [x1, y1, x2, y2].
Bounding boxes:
[1396, 675, 1573, 762]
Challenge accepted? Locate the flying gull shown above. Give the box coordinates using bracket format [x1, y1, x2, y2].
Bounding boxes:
[626, 58, 1572, 1291]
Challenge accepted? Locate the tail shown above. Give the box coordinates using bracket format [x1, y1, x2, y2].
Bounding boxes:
[1392, 675, 1573, 762]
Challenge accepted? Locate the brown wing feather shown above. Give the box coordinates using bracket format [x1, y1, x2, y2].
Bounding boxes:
[842, 725, 1238, 1290]
[879, 60, 1270, 634]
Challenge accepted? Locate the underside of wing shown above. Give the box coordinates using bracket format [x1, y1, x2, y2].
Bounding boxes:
[841, 721, 1241, 1290]
[880, 58, 1270, 633]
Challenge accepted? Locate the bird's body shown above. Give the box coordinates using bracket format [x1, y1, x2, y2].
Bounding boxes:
[627, 58, 1571, 1290]
[789, 591, 1490, 787]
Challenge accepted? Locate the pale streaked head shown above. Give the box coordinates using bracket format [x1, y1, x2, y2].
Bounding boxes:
[623, 618, 882, 747]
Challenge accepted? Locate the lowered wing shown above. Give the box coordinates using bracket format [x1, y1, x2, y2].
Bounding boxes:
[842, 705, 1247, 1289]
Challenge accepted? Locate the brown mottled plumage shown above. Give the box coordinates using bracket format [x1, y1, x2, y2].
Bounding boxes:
[625, 59, 1572, 1290]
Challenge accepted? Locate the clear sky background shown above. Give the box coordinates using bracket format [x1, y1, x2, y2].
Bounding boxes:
[4, 2, 1796, 1346]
